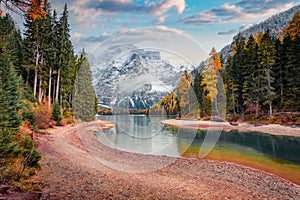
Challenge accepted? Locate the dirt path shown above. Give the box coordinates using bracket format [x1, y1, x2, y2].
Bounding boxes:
[34, 121, 300, 199]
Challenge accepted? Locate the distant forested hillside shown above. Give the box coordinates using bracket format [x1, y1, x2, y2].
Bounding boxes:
[221, 4, 300, 59]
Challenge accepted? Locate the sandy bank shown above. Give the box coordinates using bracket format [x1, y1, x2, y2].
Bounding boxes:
[162, 119, 300, 137]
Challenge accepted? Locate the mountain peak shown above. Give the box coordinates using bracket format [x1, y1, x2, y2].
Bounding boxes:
[92, 45, 193, 110]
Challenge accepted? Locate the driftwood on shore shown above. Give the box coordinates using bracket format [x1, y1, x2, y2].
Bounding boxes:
[229, 121, 239, 126]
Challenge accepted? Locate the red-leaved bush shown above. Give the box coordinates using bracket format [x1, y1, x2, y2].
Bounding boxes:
[60, 118, 67, 126]
[20, 120, 32, 135]
[60, 117, 74, 127]
[34, 98, 55, 129]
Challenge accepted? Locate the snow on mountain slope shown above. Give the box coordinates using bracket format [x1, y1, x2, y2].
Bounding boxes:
[91, 44, 194, 109]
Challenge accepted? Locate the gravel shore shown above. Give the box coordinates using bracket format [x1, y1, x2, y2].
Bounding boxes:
[162, 119, 300, 137]
[34, 120, 300, 199]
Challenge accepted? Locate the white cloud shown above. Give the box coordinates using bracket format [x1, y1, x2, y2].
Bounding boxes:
[118, 27, 129, 33]
[101, 32, 111, 37]
[198, 12, 217, 20]
[72, 32, 83, 42]
[155, 25, 187, 36]
[220, 2, 242, 13]
[155, 15, 167, 24]
[148, 0, 186, 16]
[89, 26, 207, 66]
[181, 0, 297, 25]
[70, 0, 103, 28]
[220, 3, 295, 23]
[115, 0, 132, 3]
[68, 0, 186, 28]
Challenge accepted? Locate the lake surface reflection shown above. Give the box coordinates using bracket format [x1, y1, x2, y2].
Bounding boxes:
[97, 115, 196, 157]
[97, 115, 300, 184]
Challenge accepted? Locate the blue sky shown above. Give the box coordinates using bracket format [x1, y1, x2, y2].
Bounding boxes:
[7, 0, 300, 56]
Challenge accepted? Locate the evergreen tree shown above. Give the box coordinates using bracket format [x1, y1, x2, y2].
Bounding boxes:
[220, 12, 300, 116]
[22, 2, 77, 112]
[224, 33, 247, 116]
[23, 6, 41, 97]
[0, 59, 22, 133]
[223, 55, 236, 115]
[273, 37, 285, 109]
[232, 33, 247, 115]
[282, 11, 300, 111]
[242, 35, 260, 116]
[72, 51, 96, 122]
[43, 7, 59, 110]
[0, 58, 23, 181]
[52, 102, 61, 124]
[0, 14, 24, 72]
[56, 4, 74, 107]
[193, 68, 205, 117]
[257, 31, 276, 116]
[283, 36, 300, 111]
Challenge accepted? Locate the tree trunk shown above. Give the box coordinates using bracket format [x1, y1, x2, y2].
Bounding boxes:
[38, 54, 44, 104]
[202, 90, 205, 117]
[69, 94, 72, 111]
[232, 89, 236, 116]
[214, 99, 219, 116]
[33, 52, 38, 98]
[33, 28, 39, 98]
[25, 70, 29, 88]
[188, 88, 191, 113]
[280, 67, 283, 107]
[38, 75, 42, 104]
[48, 66, 52, 112]
[267, 66, 273, 116]
[55, 68, 60, 102]
[256, 103, 259, 117]
[53, 78, 56, 103]
[60, 94, 63, 115]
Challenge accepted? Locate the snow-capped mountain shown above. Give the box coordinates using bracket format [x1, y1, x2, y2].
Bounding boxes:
[220, 4, 300, 60]
[91, 44, 194, 109]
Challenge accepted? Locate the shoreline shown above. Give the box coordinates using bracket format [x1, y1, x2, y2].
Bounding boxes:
[32, 120, 300, 199]
[161, 119, 300, 137]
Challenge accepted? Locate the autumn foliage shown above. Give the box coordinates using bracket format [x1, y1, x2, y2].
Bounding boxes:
[0, 0, 47, 20]
[284, 11, 300, 40]
[34, 98, 55, 129]
[27, 0, 47, 20]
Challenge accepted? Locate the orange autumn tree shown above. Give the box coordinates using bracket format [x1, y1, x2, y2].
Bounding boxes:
[0, 0, 47, 19]
[177, 70, 193, 115]
[201, 47, 222, 115]
[284, 11, 300, 40]
[27, 0, 47, 20]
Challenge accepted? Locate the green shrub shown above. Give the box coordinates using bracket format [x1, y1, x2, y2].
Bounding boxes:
[52, 102, 62, 125]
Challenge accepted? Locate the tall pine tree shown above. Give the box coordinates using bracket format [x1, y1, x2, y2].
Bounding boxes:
[257, 31, 276, 116]
[283, 11, 300, 111]
[242, 35, 260, 116]
[72, 50, 96, 122]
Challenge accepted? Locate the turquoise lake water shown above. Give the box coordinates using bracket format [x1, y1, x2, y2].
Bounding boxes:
[96, 115, 300, 184]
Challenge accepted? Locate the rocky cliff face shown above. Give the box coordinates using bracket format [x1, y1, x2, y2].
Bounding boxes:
[91, 44, 194, 109]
